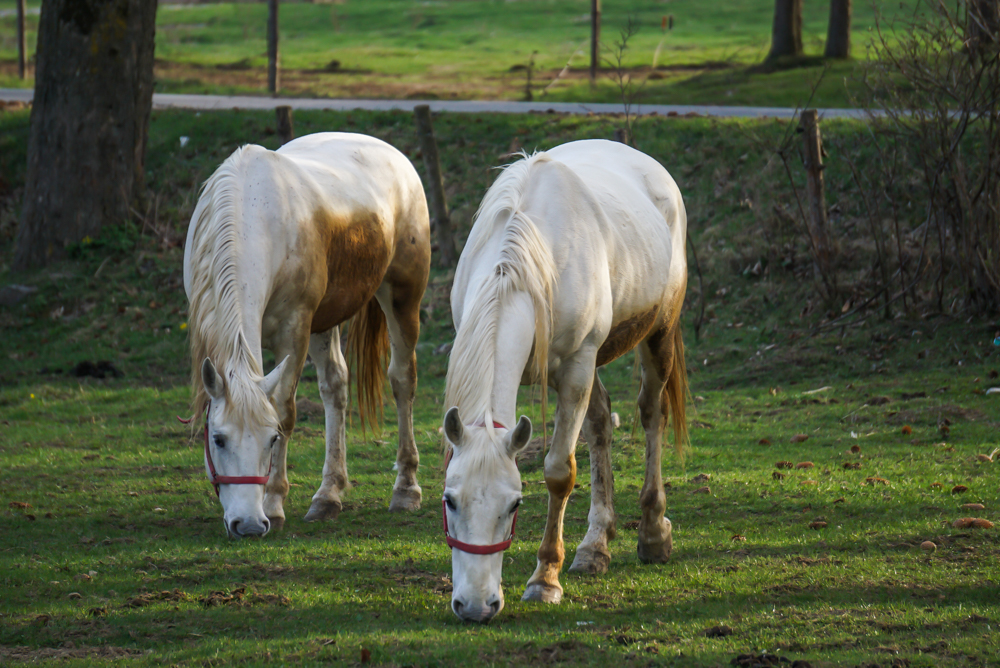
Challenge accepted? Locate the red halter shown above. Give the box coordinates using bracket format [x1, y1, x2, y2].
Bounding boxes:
[442, 421, 518, 555]
[181, 403, 273, 497]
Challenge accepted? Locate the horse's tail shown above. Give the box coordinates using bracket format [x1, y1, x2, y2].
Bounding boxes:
[663, 322, 689, 459]
[347, 297, 390, 436]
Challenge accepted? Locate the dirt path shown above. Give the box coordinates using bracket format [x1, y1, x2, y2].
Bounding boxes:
[0, 88, 867, 119]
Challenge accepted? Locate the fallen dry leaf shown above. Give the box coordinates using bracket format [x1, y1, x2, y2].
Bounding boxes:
[809, 521, 828, 529]
[795, 462, 815, 469]
[976, 454, 994, 463]
[842, 462, 861, 470]
[833, 497, 846, 504]
[790, 434, 809, 443]
[775, 461, 794, 470]
[951, 485, 969, 494]
[850, 444, 862, 454]
[731, 534, 746, 542]
[772, 471, 785, 480]
[901, 425, 913, 435]
[930, 482, 944, 489]
[361, 648, 372, 663]
[962, 503, 985, 511]
[952, 517, 994, 529]
[8, 502, 31, 509]
[920, 541, 937, 552]
[691, 486, 711, 495]
[800, 480, 818, 486]
[758, 438, 772, 445]
[865, 477, 889, 486]
[691, 473, 711, 483]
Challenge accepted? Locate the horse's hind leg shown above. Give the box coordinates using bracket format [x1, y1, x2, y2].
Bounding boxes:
[635, 326, 677, 563]
[304, 326, 351, 522]
[376, 280, 422, 512]
[568, 370, 616, 575]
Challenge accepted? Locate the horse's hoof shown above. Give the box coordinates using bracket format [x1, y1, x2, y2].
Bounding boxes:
[568, 548, 610, 575]
[303, 498, 342, 522]
[521, 583, 563, 604]
[637, 518, 673, 564]
[388, 485, 422, 512]
[267, 516, 286, 532]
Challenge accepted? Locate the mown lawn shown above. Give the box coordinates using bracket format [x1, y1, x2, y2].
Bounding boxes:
[1, 106, 999, 666]
[1, 0, 919, 107]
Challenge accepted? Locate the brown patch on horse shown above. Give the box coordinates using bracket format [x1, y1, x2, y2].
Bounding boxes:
[595, 306, 660, 367]
[310, 210, 391, 333]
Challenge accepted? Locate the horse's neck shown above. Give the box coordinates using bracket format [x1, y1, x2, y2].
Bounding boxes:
[487, 291, 536, 428]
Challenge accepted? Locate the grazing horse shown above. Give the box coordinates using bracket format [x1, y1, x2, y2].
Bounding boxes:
[183, 132, 430, 538]
[441, 139, 688, 622]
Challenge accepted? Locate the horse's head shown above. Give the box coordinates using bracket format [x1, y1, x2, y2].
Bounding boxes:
[442, 406, 531, 623]
[201, 357, 286, 539]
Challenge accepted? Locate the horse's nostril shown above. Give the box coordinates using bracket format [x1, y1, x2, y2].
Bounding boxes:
[229, 520, 242, 536]
[488, 599, 501, 615]
[452, 599, 465, 618]
[261, 518, 270, 533]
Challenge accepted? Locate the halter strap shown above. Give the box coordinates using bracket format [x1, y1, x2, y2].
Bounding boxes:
[441, 420, 517, 555]
[185, 402, 273, 497]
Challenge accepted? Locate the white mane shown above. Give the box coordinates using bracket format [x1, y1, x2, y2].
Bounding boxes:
[186, 146, 277, 428]
[444, 153, 556, 450]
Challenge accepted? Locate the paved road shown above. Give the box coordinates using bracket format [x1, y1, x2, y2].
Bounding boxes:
[0, 88, 869, 120]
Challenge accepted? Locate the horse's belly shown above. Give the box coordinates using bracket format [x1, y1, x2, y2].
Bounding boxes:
[595, 305, 660, 367]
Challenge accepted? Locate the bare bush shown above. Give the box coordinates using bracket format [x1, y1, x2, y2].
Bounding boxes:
[860, 0, 1000, 313]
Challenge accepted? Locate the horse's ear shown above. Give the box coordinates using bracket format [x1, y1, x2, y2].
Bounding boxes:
[259, 355, 289, 400]
[202, 358, 224, 401]
[444, 407, 464, 445]
[506, 415, 532, 457]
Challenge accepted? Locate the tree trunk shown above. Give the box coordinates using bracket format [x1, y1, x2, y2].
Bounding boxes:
[590, 0, 600, 84]
[824, 0, 852, 59]
[14, 0, 157, 271]
[768, 0, 803, 60]
[16, 0, 27, 79]
[268, 0, 279, 94]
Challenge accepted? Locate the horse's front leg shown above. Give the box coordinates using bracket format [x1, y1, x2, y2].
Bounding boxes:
[377, 283, 422, 512]
[569, 370, 616, 575]
[263, 320, 311, 531]
[522, 352, 596, 604]
[303, 326, 351, 522]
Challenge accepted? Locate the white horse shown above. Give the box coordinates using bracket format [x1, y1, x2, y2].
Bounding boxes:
[441, 139, 688, 622]
[183, 132, 430, 538]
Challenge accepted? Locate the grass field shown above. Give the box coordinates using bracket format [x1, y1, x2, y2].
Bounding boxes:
[2, 106, 1000, 666]
[0, 0, 920, 106]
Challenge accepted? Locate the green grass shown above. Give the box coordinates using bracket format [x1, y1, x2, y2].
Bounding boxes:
[2, 106, 1000, 666]
[0, 0, 921, 106]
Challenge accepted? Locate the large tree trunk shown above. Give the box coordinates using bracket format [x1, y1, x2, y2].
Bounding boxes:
[824, 0, 852, 59]
[14, 0, 158, 271]
[767, 0, 803, 60]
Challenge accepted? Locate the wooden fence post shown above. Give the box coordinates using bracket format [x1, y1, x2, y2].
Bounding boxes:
[800, 109, 834, 280]
[590, 0, 601, 85]
[267, 0, 280, 95]
[276, 106, 293, 146]
[16, 0, 27, 79]
[413, 104, 456, 268]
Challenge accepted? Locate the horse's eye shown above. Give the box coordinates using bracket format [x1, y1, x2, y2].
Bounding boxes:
[213, 434, 226, 449]
[444, 496, 457, 511]
[270, 435, 279, 448]
[511, 499, 522, 513]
